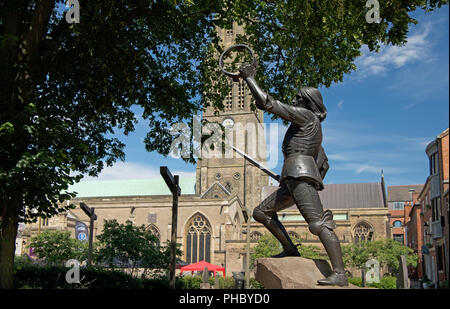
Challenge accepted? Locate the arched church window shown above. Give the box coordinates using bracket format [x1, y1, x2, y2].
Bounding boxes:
[147, 224, 161, 246]
[353, 221, 374, 243]
[250, 231, 262, 242]
[185, 214, 212, 264]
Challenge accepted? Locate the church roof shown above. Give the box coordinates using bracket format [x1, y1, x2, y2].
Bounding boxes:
[262, 182, 386, 209]
[67, 177, 196, 198]
[387, 184, 424, 202]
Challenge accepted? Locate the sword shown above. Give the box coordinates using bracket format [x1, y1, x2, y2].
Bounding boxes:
[231, 146, 281, 182]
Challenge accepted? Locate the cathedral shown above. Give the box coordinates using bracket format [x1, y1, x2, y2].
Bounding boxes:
[16, 23, 391, 276]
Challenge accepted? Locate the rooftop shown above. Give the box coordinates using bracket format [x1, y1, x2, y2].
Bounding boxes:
[387, 185, 424, 202]
[262, 182, 386, 209]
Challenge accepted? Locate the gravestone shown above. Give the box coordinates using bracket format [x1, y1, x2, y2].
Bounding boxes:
[200, 266, 211, 289]
[396, 255, 410, 289]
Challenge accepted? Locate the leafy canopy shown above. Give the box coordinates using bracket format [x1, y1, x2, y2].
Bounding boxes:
[342, 238, 418, 273]
[27, 230, 89, 266]
[95, 219, 180, 276]
[0, 0, 447, 223]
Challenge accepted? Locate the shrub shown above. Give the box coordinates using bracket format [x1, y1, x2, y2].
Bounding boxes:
[346, 275, 397, 289]
[14, 265, 143, 289]
[347, 276, 362, 287]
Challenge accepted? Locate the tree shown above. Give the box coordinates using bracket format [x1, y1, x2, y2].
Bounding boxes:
[342, 239, 418, 274]
[95, 219, 179, 278]
[0, 0, 447, 288]
[28, 230, 89, 266]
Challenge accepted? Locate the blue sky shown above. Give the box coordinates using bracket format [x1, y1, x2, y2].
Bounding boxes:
[83, 6, 449, 190]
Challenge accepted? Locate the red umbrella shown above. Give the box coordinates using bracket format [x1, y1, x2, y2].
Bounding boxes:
[180, 260, 226, 277]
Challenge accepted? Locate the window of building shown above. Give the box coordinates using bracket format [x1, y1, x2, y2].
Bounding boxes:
[437, 245, 444, 271]
[185, 214, 212, 264]
[429, 152, 439, 175]
[238, 80, 245, 110]
[353, 222, 374, 243]
[224, 91, 232, 111]
[393, 234, 404, 243]
[147, 224, 161, 247]
[393, 220, 402, 227]
[393, 202, 405, 210]
[432, 197, 441, 222]
[41, 218, 49, 226]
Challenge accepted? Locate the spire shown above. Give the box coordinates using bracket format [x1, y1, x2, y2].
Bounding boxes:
[380, 170, 388, 208]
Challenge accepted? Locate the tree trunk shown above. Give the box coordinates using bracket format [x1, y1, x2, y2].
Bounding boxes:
[0, 201, 19, 289]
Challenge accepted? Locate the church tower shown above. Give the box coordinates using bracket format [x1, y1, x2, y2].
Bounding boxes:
[195, 22, 269, 212]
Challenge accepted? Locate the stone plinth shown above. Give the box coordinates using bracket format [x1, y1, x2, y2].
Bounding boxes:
[255, 257, 362, 289]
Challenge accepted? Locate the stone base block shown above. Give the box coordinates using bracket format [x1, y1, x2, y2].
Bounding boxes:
[255, 257, 362, 289]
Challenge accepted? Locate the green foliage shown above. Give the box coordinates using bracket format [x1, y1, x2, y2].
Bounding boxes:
[348, 275, 397, 289]
[28, 230, 89, 266]
[347, 276, 363, 287]
[342, 238, 418, 274]
[95, 219, 179, 277]
[177, 275, 204, 289]
[250, 234, 327, 268]
[249, 278, 264, 289]
[14, 265, 144, 289]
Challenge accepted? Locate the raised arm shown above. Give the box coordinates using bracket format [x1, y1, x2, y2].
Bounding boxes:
[239, 64, 315, 126]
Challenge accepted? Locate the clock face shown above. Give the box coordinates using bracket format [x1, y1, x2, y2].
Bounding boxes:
[222, 118, 234, 128]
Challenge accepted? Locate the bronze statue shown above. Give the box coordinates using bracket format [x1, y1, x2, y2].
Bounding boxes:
[220, 45, 348, 287]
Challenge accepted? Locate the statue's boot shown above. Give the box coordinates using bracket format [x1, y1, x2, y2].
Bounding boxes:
[317, 271, 348, 286]
[263, 216, 300, 258]
[316, 228, 348, 287]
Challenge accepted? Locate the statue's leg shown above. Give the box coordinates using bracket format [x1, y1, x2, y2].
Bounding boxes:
[253, 183, 300, 257]
[285, 179, 348, 286]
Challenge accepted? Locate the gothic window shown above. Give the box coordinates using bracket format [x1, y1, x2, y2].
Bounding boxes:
[225, 91, 233, 111]
[353, 222, 374, 243]
[250, 231, 262, 242]
[226, 29, 233, 37]
[185, 214, 212, 264]
[238, 80, 245, 110]
[147, 224, 161, 246]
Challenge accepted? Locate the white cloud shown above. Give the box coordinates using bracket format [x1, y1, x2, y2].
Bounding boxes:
[354, 22, 433, 80]
[81, 161, 195, 181]
[337, 100, 344, 110]
[335, 163, 408, 175]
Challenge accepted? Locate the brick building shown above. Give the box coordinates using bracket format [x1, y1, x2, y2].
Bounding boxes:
[404, 128, 449, 288]
[387, 184, 424, 244]
[424, 128, 448, 286]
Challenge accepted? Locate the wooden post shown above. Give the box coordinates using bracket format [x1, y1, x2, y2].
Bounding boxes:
[80, 202, 97, 267]
[160, 166, 181, 289]
[88, 207, 95, 266]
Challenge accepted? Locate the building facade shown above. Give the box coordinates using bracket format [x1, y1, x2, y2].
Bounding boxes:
[387, 184, 424, 245]
[423, 128, 449, 286]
